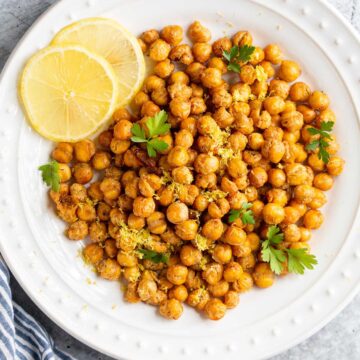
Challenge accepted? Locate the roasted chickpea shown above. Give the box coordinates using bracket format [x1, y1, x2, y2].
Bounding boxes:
[110, 138, 130, 155]
[201, 68, 223, 89]
[83, 243, 104, 264]
[87, 181, 103, 201]
[223, 226, 247, 246]
[293, 184, 315, 204]
[253, 263, 275, 288]
[74, 139, 95, 162]
[262, 203, 285, 224]
[133, 196, 155, 218]
[308, 189, 327, 209]
[117, 251, 138, 267]
[232, 30, 252, 46]
[308, 153, 325, 172]
[208, 280, 230, 297]
[281, 111, 304, 132]
[127, 213, 146, 230]
[299, 227, 312, 242]
[263, 96, 285, 115]
[278, 60, 301, 82]
[192, 42, 212, 63]
[161, 25, 183, 46]
[67, 220, 88, 240]
[175, 220, 198, 240]
[227, 157, 247, 178]
[92, 151, 111, 170]
[261, 139, 285, 163]
[303, 209, 324, 229]
[147, 212, 167, 234]
[233, 272, 253, 292]
[52, 142, 73, 163]
[149, 39, 171, 61]
[167, 264, 188, 285]
[97, 259, 121, 280]
[202, 262, 223, 285]
[249, 167, 268, 188]
[180, 245, 202, 266]
[204, 298, 226, 320]
[194, 154, 219, 175]
[248, 133, 264, 150]
[188, 21, 211, 42]
[77, 202, 96, 222]
[57, 163, 71, 183]
[137, 278, 157, 301]
[326, 156, 345, 176]
[168, 285, 188, 303]
[224, 291, 240, 309]
[239, 64, 256, 84]
[167, 146, 189, 167]
[260, 60, 275, 78]
[267, 168, 286, 188]
[313, 173, 334, 191]
[308, 90, 330, 111]
[264, 44, 282, 64]
[73, 163, 93, 184]
[175, 129, 194, 149]
[167, 202, 189, 224]
[223, 261, 243, 282]
[169, 44, 194, 65]
[289, 82, 311, 102]
[100, 178, 121, 200]
[154, 59, 175, 78]
[141, 29, 159, 44]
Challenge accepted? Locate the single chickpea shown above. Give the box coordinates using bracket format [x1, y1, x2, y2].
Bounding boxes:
[253, 263, 275, 288]
[213, 107, 234, 128]
[190, 96, 207, 115]
[180, 117, 197, 136]
[202, 262, 223, 285]
[83, 243, 104, 265]
[89, 221, 107, 242]
[188, 21, 211, 43]
[326, 156, 345, 176]
[264, 44, 282, 64]
[249, 46, 265, 65]
[127, 213, 146, 230]
[262, 203, 285, 224]
[169, 98, 191, 119]
[212, 88, 232, 108]
[293, 184, 316, 204]
[260, 60, 275, 78]
[169, 71, 190, 85]
[154, 59, 175, 79]
[186, 62, 206, 83]
[123, 266, 141, 282]
[151, 87, 169, 106]
[77, 202, 96, 222]
[267, 168, 286, 188]
[282, 206, 301, 225]
[169, 44, 194, 65]
[211, 243, 231, 264]
[166, 202, 189, 224]
[178, 184, 199, 206]
[167, 146, 189, 167]
[110, 138, 130, 155]
[208, 198, 230, 219]
[308, 189, 327, 209]
[313, 173, 334, 191]
[232, 31, 253, 46]
[233, 272, 254, 292]
[303, 209, 324, 229]
[174, 129, 194, 149]
[308, 91, 330, 111]
[172, 166, 193, 185]
[103, 239, 117, 259]
[204, 298, 227, 320]
[71, 184, 88, 203]
[92, 151, 111, 170]
[289, 82, 311, 102]
[67, 220, 88, 240]
[175, 220, 198, 240]
[192, 42, 212, 63]
[180, 245, 202, 266]
[220, 177, 238, 195]
[208, 280, 230, 297]
[141, 29, 159, 44]
[74, 139, 95, 162]
[149, 39, 171, 61]
[278, 60, 301, 82]
[251, 200, 264, 218]
[113, 108, 131, 122]
[97, 259, 121, 281]
[100, 178, 121, 200]
[73, 163, 93, 184]
[52, 142, 73, 163]
[223, 226, 247, 246]
[308, 153, 325, 172]
[223, 261, 243, 282]
[297, 104, 316, 124]
[57, 163, 71, 183]
[117, 251, 138, 267]
[261, 139, 285, 163]
[194, 154, 219, 175]
[133, 196, 155, 218]
[249, 167, 268, 188]
[168, 82, 192, 100]
[147, 212, 167, 234]
[212, 37, 232, 56]
[161, 25, 183, 46]
[167, 264, 188, 285]
[299, 227, 312, 242]
[247, 133, 264, 150]
[201, 68, 223, 89]
[187, 288, 210, 310]
[169, 285, 188, 302]
[281, 111, 304, 133]
[284, 163, 307, 186]
[239, 64, 256, 84]
[316, 108, 336, 128]
[227, 158, 247, 178]
[137, 278, 157, 301]
[283, 224, 301, 242]
[263, 96, 286, 115]
[98, 130, 113, 149]
[87, 181, 104, 201]
[224, 291, 240, 309]
[137, 38, 147, 52]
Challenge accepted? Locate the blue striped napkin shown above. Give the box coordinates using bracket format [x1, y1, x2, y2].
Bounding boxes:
[0, 257, 74, 360]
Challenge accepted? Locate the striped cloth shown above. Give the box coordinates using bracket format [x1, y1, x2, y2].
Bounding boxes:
[0, 257, 74, 360]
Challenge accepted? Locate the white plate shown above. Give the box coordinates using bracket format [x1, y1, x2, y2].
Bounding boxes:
[0, 0, 360, 359]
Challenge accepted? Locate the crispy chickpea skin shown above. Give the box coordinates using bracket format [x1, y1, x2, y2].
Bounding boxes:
[188, 21, 211, 43]
[253, 263, 275, 288]
[149, 39, 171, 61]
[83, 243, 104, 264]
[159, 299, 183, 320]
[133, 196, 156, 218]
[204, 298, 227, 320]
[161, 25, 183, 46]
[74, 139, 95, 162]
[97, 259, 121, 280]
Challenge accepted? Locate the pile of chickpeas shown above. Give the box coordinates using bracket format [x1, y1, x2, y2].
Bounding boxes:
[49, 21, 344, 320]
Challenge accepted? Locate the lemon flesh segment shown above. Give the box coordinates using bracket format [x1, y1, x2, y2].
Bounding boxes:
[20, 45, 119, 142]
[51, 17, 145, 106]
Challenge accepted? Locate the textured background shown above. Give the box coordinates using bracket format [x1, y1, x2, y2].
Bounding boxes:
[1, 0, 360, 359]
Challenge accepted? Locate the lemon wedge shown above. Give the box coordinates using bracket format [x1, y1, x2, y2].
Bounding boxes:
[51, 17, 145, 106]
[19, 45, 119, 142]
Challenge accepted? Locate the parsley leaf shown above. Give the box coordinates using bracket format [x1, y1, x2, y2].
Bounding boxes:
[38, 160, 60, 192]
[138, 249, 169, 264]
[305, 121, 334, 163]
[286, 248, 318, 275]
[130, 110, 170, 157]
[228, 202, 255, 225]
[222, 45, 255, 73]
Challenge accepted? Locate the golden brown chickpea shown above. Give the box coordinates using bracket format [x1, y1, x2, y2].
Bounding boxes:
[316, 108, 336, 128]
[178, 184, 199, 206]
[67, 220, 88, 240]
[289, 82, 311, 102]
[249, 46, 265, 65]
[133, 91, 150, 108]
[307, 153, 325, 172]
[175, 220, 198, 240]
[251, 200, 264, 218]
[168, 285, 188, 302]
[167, 146, 189, 167]
[92, 151, 111, 170]
[124, 282, 140, 303]
[100, 178, 121, 200]
[187, 288, 210, 310]
[232, 30, 252, 46]
[192, 42, 212, 63]
[308, 90, 330, 111]
[282, 206, 301, 225]
[212, 88, 232, 108]
[212, 37, 232, 56]
[103, 239, 116, 259]
[220, 177, 238, 195]
[201, 68, 223, 89]
[193, 194, 209, 212]
[133, 196, 155, 218]
[283, 224, 301, 242]
[98, 130, 113, 149]
[262, 203, 285, 224]
[117, 251, 138, 267]
[169, 98, 191, 119]
[172, 166, 193, 185]
[74, 139, 95, 162]
[180, 245, 202, 266]
[202, 262, 223, 285]
[228, 192, 248, 211]
[211, 243, 231, 264]
[146, 212, 167, 234]
[180, 117, 197, 136]
[110, 138, 130, 155]
[151, 87, 169, 106]
[149, 39, 171, 61]
[188, 21, 211, 43]
[223, 261, 243, 282]
[144, 74, 166, 92]
[233, 272, 253, 292]
[166, 202, 189, 224]
[213, 107, 234, 128]
[249, 167, 268, 188]
[97, 259, 121, 280]
[190, 96, 207, 115]
[127, 213, 145, 230]
[313, 173, 334, 191]
[137, 278, 157, 301]
[175, 129, 194, 149]
[168, 82, 192, 100]
[303, 209, 324, 229]
[308, 189, 327, 209]
[154, 59, 175, 79]
[194, 154, 219, 175]
[52, 142, 73, 163]
[204, 298, 226, 320]
[223, 226, 247, 246]
[253, 263, 275, 288]
[169, 44, 194, 65]
[284, 163, 307, 186]
[263, 96, 286, 115]
[239, 64, 256, 84]
[123, 266, 141, 282]
[264, 44, 282, 64]
[297, 105, 316, 124]
[166, 264, 188, 285]
[161, 25, 183, 46]
[73, 163, 93, 184]
[261, 139, 285, 164]
[137, 38, 147, 53]
[326, 156, 345, 176]
[248, 133, 264, 150]
[268, 79, 289, 99]
[169, 71, 190, 85]
[208, 280, 230, 297]
[113, 107, 131, 122]
[87, 181, 103, 201]
[224, 291, 240, 309]
[185, 62, 205, 83]
[89, 221, 107, 242]
[267, 168, 286, 188]
[278, 60, 301, 82]
[281, 111, 304, 133]
[231, 83, 251, 102]
[57, 163, 71, 183]
[227, 157, 247, 178]
[299, 227, 312, 242]
[83, 243, 104, 265]
[141, 29, 159, 44]
[293, 184, 316, 204]
[208, 198, 230, 219]
[260, 60, 275, 78]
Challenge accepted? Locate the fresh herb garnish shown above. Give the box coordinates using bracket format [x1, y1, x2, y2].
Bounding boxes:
[38, 160, 60, 192]
[228, 202, 255, 225]
[261, 225, 318, 275]
[138, 249, 169, 264]
[223, 45, 255, 73]
[131, 110, 170, 157]
[305, 121, 334, 163]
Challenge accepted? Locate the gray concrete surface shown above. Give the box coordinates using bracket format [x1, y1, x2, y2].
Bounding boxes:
[1, 0, 360, 359]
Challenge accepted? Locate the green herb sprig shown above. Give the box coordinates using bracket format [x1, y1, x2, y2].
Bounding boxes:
[223, 45, 255, 73]
[305, 121, 334, 163]
[39, 160, 60, 192]
[228, 202, 255, 225]
[131, 110, 170, 157]
[261, 225, 318, 275]
[138, 249, 169, 264]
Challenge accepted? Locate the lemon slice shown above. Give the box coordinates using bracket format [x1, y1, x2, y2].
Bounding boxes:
[51, 17, 145, 106]
[19, 45, 119, 142]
